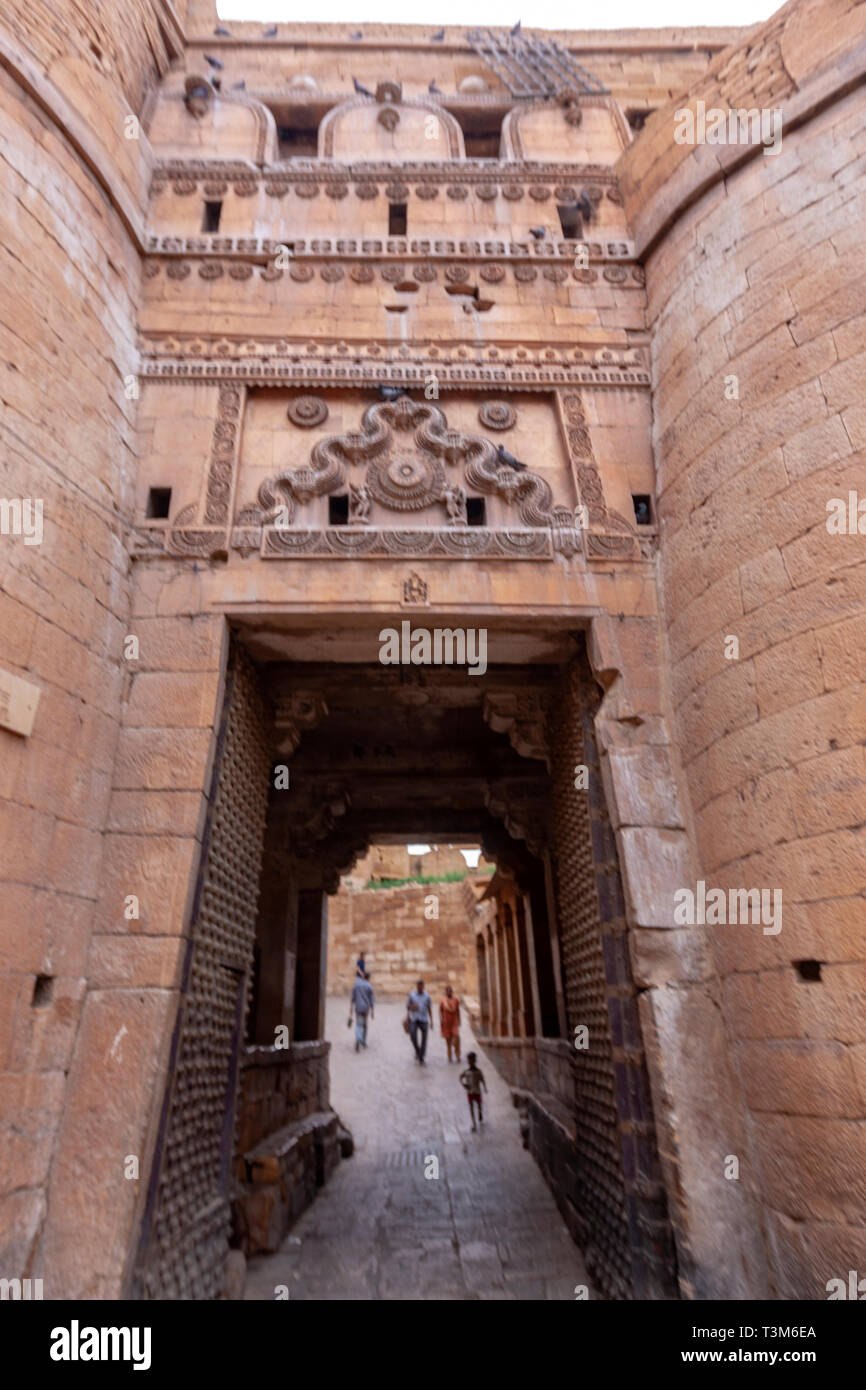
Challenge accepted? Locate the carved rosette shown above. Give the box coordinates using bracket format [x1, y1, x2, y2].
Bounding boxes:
[478, 401, 516, 432]
[287, 396, 328, 428]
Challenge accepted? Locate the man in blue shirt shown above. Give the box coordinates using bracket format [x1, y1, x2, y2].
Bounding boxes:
[349, 973, 375, 1052]
[406, 979, 434, 1064]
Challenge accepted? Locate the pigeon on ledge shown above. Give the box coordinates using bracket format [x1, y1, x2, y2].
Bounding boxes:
[353, 77, 374, 97]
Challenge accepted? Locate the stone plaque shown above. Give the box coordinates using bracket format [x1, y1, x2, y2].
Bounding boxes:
[0, 668, 40, 737]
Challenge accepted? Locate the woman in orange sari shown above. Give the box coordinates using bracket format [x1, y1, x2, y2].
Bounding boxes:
[439, 984, 461, 1063]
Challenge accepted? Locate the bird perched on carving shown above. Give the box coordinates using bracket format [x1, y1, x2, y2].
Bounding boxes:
[263, 25, 278, 37]
[529, 226, 546, 240]
[576, 190, 594, 221]
[429, 80, 442, 94]
[350, 30, 363, 40]
[510, 19, 522, 36]
[353, 77, 374, 97]
[214, 25, 231, 36]
[431, 28, 445, 40]
[377, 385, 411, 401]
[203, 54, 224, 70]
[496, 444, 527, 471]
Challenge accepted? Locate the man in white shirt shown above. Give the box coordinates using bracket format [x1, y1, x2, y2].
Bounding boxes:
[406, 979, 434, 1064]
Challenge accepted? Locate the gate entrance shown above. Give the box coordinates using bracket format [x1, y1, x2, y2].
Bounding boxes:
[134, 623, 677, 1299]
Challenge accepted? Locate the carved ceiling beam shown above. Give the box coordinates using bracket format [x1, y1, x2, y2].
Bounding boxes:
[273, 691, 329, 755]
[482, 690, 551, 766]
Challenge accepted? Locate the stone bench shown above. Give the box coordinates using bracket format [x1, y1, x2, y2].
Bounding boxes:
[235, 1110, 340, 1255]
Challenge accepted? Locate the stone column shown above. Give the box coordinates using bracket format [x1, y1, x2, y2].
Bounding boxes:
[294, 887, 327, 1042]
[516, 892, 539, 1038]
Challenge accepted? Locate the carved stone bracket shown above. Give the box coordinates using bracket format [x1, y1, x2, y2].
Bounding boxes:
[482, 691, 551, 766]
[273, 691, 329, 756]
[484, 780, 551, 856]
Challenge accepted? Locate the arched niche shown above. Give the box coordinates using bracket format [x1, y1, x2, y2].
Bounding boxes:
[501, 95, 629, 164]
[319, 95, 464, 161]
[146, 88, 278, 165]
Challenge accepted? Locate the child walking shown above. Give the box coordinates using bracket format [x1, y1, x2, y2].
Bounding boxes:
[459, 1051, 488, 1131]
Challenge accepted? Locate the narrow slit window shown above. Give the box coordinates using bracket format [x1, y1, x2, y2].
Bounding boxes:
[632, 494, 652, 526]
[466, 497, 486, 526]
[203, 200, 222, 233]
[389, 202, 407, 236]
[146, 487, 172, 520]
[329, 495, 349, 526]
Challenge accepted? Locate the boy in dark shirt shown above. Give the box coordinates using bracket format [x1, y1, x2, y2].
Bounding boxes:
[459, 1051, 488, 1131]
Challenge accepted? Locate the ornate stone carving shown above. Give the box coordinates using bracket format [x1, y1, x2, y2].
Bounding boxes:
[380, 265, 404, 282]
[350, 264, 375, 283]
[514, 265, 538, 282]
[574, 268, 598, 283]
[166, 261, 190, 279]
[446, 185, 468, 200]
[320, 264, 345, 282]
[198, 262, 223, 279]
[480, 265, 505, 283]
[445, 265, 470, 283]
[402, 572, 429, 605]
[264, 181, 289, 198]
[412, 264, 437, 282]
[543, 266, 569, 284]
[558, 390, 635, 547]
[203, 385, 243, 526]
[529, 185, 551, 200]
[502, 184, 524, 200]
[296, 183, 319, 198]
[384, 183, 409, 201]
[255, 526, 554, 561]
[632, 265, 646, 285]
[478, 401, 516, 431]
[377, 107, 400, 132]
[483, 693, 551, 766]
[604, 265, 628, 283]
[476, 185, 498, 200]
[203, 181, 228, 197]
[273, 691, 329, 756]
[173, 179, 196, 195]
[235, 182, 257, 197]
[416, 185, 439, 199]
[289, 264, 315, 282]
[228, 263, 253, 280]
[287, 396, 328, 428]
[554, 185, 578, 202]
[355, 183, 379, 199]
[325, 183, 349, 198]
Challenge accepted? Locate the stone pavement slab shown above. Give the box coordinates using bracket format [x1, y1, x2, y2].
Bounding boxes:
[245, 998, 592, 1300]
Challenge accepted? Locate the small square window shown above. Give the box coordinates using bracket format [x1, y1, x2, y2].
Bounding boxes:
[389, 203, 407, 236]
[632, 494, 652, 526]
[329, 495, 349, 525]
[466, 497, 486, 526]
[146, 487, 172, 520]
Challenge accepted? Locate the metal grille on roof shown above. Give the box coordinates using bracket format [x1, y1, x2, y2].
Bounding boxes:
[466, 29, 608, 98]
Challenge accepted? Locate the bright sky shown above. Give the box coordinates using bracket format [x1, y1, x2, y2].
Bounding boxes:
[218, 0, 779, 29]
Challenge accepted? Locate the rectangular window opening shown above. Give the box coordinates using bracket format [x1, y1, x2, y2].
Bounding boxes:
[632, 494, 652, 526]
[557, 204, 582, 239]
[203, 200, 222, 233]
[466, 497, 486, 526]
[276, 125, 319, 158]
[146, 487, 172, 521]
[389, 203, 407, 237]
[329, 494, 349, 526]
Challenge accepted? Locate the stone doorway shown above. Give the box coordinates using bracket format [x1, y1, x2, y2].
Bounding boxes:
[133, 621, 678, 1300]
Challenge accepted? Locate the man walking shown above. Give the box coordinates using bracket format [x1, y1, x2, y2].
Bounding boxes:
[349, 972, 374, 1052]
[406, 979, 433, 1065]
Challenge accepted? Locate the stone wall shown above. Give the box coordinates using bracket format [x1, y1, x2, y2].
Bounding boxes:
[0, 0, 174, 1289]
[619, 0, 866, 1298]
[327, 875, 481, 1003]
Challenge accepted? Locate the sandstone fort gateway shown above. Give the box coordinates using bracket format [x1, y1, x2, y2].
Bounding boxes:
[0, 0, 864, 1315]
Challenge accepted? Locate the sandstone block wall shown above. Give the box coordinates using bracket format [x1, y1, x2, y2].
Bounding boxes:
[619, 0, 866, 1297]
[0, 1, 176, 1285]
[327, 876, 481, 1003]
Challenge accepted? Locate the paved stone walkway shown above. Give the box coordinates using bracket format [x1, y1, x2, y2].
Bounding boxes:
[245, 997, 591, 1300]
